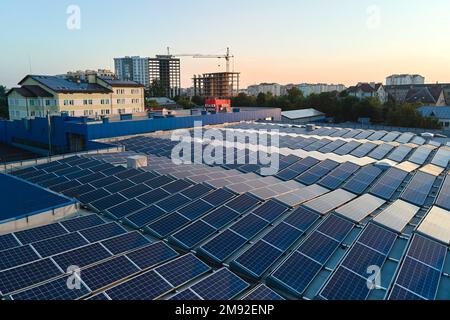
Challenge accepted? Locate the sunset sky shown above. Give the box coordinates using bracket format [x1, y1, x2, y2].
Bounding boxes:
[1, 0, 450, 89]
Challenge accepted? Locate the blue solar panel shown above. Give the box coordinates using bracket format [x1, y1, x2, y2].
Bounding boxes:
[407, 235, 447, 270]
[14, 223, 68, 245]
[147, 213, 190, 238]
[155, 254, 211, 287]
[90, 193, 128, 211]
[296, 160, 339, 185]
[436, 175, 450, 210]
[318, 162, 360, 190]
[242, 285, 285, 301]
[262, 223, 304, 251]
[106, 199, 146, 220]
[180, 183, 214, 200]
[388, 285, 425, 300]
[202, 188, 235, 206]
[368, 144, 395, 160]
[79, 222, 127, 243]
[79, 255, 140, 291]
[119, 184, 152, 199]
[0, 234, 21, 251]
[104, 180, 135, 194]
[115, 169, 142, 180]
[270, 252, 322, 296]
[189, 268, 249, 300]
[11, 275, 91, 300]
[334, 141, 361, 156]
[52, 243, 112, 271]
[124, 205, 166, 228]
[252, 200, 289, 223]
[60, 215, 105, 233]
[230, 214, 269, 240]
[77, 188, 111, 204]
[395, 257, 441, 300]
[343, 165, 383, 195]
[170, 220, 216, 250]
[157, 194, 191, 213]
[401, 172, 436, 206]
[226, 194, 260, 214]
[178, 199, 214, 220]
[39, 176, 69, 188]
[232, 241, 283, 278]
[283, 206, 320, 232]
[128, 171, 158, 184]
[86, 292, 110, 300]
[76, 172, 106, 184]
[162, 180, 193, 194]
[0, 245, 40, 271]
[202, 206, 240, 230]
[31, 232, 89, 258]
[199, 230, 247, 263]
[320, 267, 370, 300]
[0, 258, 62, 296]
[319, 140, 347, 153]
[170, 289, 202, 300]
[101, 231, 151, 255]
[370, 168, 409, 200]
[89, 176, 120, 189]
[106, 270, 172, 300]
[126, 242, 179, 269]
[276, 158, 320, 181]
[316, 214, 354, 242]
[51, 180, 82, 193]
[357, 223, 397, 255]
[137, 188, 171, 205]
[297, 232, 340, 264]
[341, 243, 386, 278]
[144, 175, 174, 189]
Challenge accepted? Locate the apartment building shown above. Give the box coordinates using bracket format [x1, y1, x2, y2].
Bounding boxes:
[346, 82, 388, 103]
[386, 74, 425, 86]
[114, 56, 150, 88]
[7, 75, 144, 120]
[247, 83, 282, 96]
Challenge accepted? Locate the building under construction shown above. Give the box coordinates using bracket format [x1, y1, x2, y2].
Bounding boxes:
[193, 72, 240, 98]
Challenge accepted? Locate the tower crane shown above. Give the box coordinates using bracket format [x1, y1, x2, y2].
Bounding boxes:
[167, 47, 234, 73]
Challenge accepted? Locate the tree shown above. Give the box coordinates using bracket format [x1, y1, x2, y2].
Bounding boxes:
[0, 86, 8, 119]
[149, 79, 166, 97]
[191, 95, 205, 107]
[286, 87, 304, 105]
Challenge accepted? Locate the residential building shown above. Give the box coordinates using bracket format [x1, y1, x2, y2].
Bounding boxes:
[62, 69, 115, 82]
[385, 84, 449, 106]
[346, 82, 387, 103]
[247, 83, 282, 97]
[417, 106, 450, 129]
[148, 55, 181, 98]
[114, 56, 150, 88]
[6, 74, 144, 120]
[386, 74, 425, 86]
[281, 108, 326, 124]
[296, 83, 346, 97]
[193, 72, 240, 98]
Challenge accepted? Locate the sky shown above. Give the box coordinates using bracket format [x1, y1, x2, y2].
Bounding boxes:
[1, 0, 450, 89]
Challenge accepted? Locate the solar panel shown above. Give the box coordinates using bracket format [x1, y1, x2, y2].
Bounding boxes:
[230, 214, 269, 240]
[334, 141, 361, 156]
[79, 222, 127, 243]
[126, 242, 179, 269]
[296, 160, 340, 185]
[357, 224, 397, 255]
[407, 235, 447, 270]
[409, 146, 434, 165]
[202, 188, 235, 206]
[0, 245, 40, 271]
[157, 194, 191, 213]
[202, 206, 240, 230]
[101, 231, 151, 255]
[106, 270, 172, 300]
[178, 199, 214, 220]
[39, 176, 69, 188]
[251, 200, 288, 223]
[170, 220, 216, 250]
[388, 285, 425, 300]
[388, 145, 413, 162]
[370, 168, 408, 200]
[137, 188, 171, 205]
[52, 243, 112, 271]
[242, 285, 285, 301]
[199, 230, 247, 263]
[0, 234, 21, 252]
[128, 171, 158, 184]
[11, 275, 91, 301]
[77, 188, 110, 204]
[297, 232, 340, 264]
[262, 223, 304, 251]
[431, 148, 450, 168]
[368, 144, 395, 160]
[14, 223, 68, 245]
[343, 165, 383, 195]
[155, 254, 211, 287]
[50, 180, 82, 193]
[401, 172, 436, 206]
[320, 267, 370, 300]
[316, 214, 354, 242]
[318, 140, 347, 153]
[341, 243, 386, 278]
[124, 205, 166, 228]
[144, 175, 174, 189]
[0, 258, 62, 296]
[283, 206, 320, 232]
[119, 184, 152, 199]
[232, 240, 283, 278]
[90, 193, 129, 212]
[276, 158, 320, 181]
[89, 176, 120, 188]
[435, 175, 450, 210]
[80, 255, 140, 291]
[318, 162, 360, 190]
[147, 213, 190, 238]
[189, 268, 249, 300]
[106, 199, 146, 220]
[270, 252, 322, 296]
[115, 169, 142, 180]
[76, 172, 106, 184]
[350, 143, 378, 158]
[31, 232, 89, 258]
[104, 179, 135, 194]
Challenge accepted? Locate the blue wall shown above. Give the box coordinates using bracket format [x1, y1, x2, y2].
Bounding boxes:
[0, 108, 281, 154]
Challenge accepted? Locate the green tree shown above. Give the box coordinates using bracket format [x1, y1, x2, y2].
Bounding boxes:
[0, 86, 8, 119]
[191, 95, 205, 106]
[149, 79, 166, 97]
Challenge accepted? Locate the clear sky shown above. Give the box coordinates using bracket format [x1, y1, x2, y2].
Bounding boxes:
[1, 0, 450, 89]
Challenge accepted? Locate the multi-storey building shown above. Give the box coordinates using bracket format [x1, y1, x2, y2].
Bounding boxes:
[247, 83, 282, 97]
[7, 74, 144, 120]
[346, 82, 388, 103]
[114, 56, 150, 88]
[386, 74, 425, 86]
[148, 55, 181, 98]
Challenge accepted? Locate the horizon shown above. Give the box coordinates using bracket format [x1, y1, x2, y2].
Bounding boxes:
[1, 0, 450, 89]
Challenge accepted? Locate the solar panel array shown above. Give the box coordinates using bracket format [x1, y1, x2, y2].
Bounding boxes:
[1, 121, 449, 300]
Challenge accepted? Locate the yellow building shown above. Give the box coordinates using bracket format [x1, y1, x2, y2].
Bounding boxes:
[7, 75, 145, 120]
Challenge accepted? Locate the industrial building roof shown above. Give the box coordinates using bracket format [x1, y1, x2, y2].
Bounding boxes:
[17, 75, 112, 94]
[0, 121, 449, 301]
[281, 108, 325, 120]
[418, 106, 450, 119]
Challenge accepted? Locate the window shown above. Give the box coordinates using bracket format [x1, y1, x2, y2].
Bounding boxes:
[83, 100, 88, 105]
[30, 100, 35, 106]
[46, 100, 51, 106]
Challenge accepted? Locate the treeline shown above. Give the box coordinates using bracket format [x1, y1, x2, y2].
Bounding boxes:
[229, 88, 441, 129]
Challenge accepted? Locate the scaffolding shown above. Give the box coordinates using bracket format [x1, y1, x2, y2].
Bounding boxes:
[193, 72, 240, 98]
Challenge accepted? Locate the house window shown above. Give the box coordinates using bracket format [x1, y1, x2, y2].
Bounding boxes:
[46, 100, 51, 106]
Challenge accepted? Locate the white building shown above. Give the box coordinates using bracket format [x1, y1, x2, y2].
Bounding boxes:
[247, 83, 282, 97]
[114, 56, 150, 88]
[346, 82, 388, 103]
[296, 83, 346, 97]
[386, 74, 425, 86]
